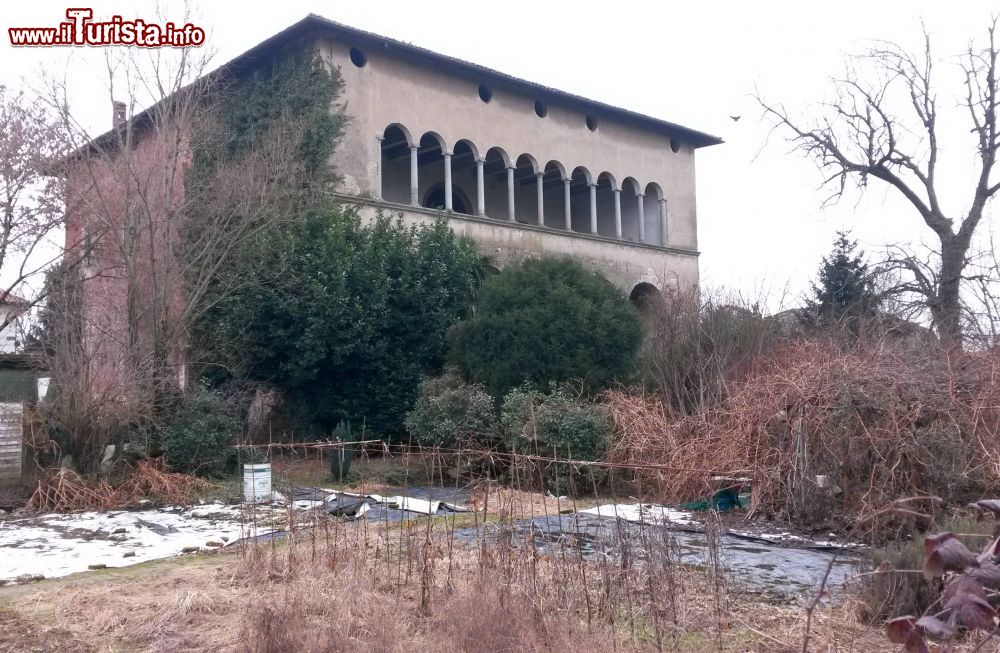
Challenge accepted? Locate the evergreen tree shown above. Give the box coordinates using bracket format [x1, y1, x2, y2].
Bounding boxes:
[805, 231, 879, 331]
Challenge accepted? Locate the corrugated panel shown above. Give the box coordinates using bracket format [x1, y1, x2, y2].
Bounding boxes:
[0, 402, 22, 485]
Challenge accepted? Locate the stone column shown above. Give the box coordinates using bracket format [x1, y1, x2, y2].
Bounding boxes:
[409, 145, 419, 207]
[535, 172, 544, 225]
[563, 178, 571, 230]
[589, 183, 598, 235]
[659, 198, 668, 246]
[613, 189, 622, 239]
[443, 152, 453, 211]
[375, 135, 384, 200]
[637, 193, 646, 243]
[506, 166, 516, 222]
[476, 157, 485, 216]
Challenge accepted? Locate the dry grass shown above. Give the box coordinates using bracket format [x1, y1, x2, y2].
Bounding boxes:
[0, 510, 894, 653]
[25, 458, 206, 513]
[608, 340, 1000, 539]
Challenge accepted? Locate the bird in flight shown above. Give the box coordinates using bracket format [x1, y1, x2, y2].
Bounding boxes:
[730, 115, 741, 122]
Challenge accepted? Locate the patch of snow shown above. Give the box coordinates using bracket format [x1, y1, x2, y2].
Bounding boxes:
[0, 507, 264, 583]
[578, 503, 696, 527]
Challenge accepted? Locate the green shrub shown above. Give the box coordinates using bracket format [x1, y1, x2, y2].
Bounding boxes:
[162, 386, 241, 477]
[405, 372, 498, 449]
[449, 257, 642, 400]
[501, 385, 612, 494]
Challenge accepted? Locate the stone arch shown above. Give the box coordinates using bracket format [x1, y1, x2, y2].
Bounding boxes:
[380, 124, 412, 204]
[483, 147, 510, 219]
[514, 154, 540, 225]
[595, 172, 617, 238]
[620, 177, 642, 242]
[629, 281, 663, 314]
[542, 161, 567, 229]
[451, 139, 479, 215]
[569, 166, 592, 233]
[644, 182, 664, 246]
[418, 132, 446, 209]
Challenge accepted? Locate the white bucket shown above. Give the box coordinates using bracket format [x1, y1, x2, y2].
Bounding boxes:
[243, 463, 272, 503]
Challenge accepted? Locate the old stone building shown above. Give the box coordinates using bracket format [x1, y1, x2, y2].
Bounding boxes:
[63, 14, 719, 399]
[289, 14, 720, 299]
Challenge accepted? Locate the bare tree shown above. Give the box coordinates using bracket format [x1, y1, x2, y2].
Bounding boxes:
[0, 86, 72, 333]
[759, 19, 1000, 349]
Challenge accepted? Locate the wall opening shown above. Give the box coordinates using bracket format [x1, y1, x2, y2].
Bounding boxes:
[541, 162, 566, 229]
[451, 139, 478, 216]
[595, 173, 617, 237]
[380, 124, 410, 204]
[513, 154, 539, 225]
[417, 133, 446, 210]
[621, 177, 641, 242]
[670, 137, 680, 153]
[483, 147, 509, 220]
[629, 282, 663, 315]
[478, 84, 493, 103]
[349, 47, 367, 67]
[644, 183, 664, 246]
[569, 167, 591, 234]
[586, 115, 598, 132]
[534, 100, 548, 118]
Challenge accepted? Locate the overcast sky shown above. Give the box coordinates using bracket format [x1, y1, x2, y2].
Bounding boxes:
[3, 0, 999, 308]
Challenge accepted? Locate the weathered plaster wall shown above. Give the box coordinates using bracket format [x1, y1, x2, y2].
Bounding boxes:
[347, 198, 699, 295]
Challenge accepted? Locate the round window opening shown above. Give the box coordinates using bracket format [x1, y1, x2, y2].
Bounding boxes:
[670, 138, 681, 153]
[534, 100, 548, 118]
[478, 84, 493, 103]
[586, 115, 598, 132]
[349, 47, 367, 68]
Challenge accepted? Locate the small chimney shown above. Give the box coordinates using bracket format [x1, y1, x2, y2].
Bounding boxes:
[112, 100, 126, 128]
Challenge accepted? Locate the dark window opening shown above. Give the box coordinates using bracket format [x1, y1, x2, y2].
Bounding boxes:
[534, 100, 548, 118]
[586, 115, 598, 132]
[670, 137, 680, 153]
[478, 84, 493, 103]
[349, 47, 367, 68]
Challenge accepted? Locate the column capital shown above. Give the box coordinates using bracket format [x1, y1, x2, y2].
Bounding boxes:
[477, 157, 486, 164]
[588, 182, 598, 189]
[636, 192, 645, 198]
[658, 197, 667, 204]
[535, 170, 544, 178]
[375, 134, 384, 142]
[613, 187, 621, 194]
[506, 164, 517, 171]
[443, 151, 453, 158]
[562, 177, 572, 184]
[409, 144, 419, 150]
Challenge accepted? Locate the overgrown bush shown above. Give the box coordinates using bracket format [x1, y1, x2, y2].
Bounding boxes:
[405, 372, 498, 449]
[501, 384, 612, 494]
[198, 209, 486, 437]
[162, 386, 241, 477]
[609, 340, 1000, 539]
[449, 257, 642, 400]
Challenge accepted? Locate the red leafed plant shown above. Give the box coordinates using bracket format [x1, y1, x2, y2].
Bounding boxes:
[886, 501, 1000, 650]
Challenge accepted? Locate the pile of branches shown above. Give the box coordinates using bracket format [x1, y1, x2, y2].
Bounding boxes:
[607, 340, 1000, 538]
[25, 458, 205, 513]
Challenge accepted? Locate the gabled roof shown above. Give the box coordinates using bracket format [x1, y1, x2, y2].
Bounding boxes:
[69, 13, 722, 164]
[225, 14, 723, 149]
